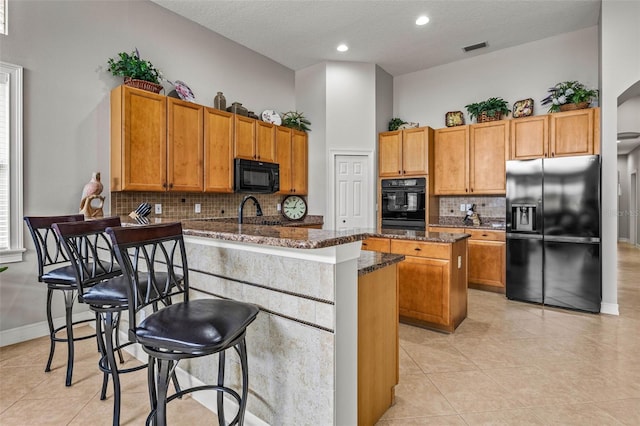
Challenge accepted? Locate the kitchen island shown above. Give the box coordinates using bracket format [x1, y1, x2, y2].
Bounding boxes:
[129, 218, 468, 425]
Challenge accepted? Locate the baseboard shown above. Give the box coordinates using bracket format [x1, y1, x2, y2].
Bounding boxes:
[121, 331, 268, 426]
[618, 237, 630, 243]
[600, 302, 620, 316]
[0, 311, 95, 347]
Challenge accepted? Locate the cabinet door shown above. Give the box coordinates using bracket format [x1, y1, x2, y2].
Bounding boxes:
[203, 107, 234, 192]
[378, 131, 403, 177]
[234, 115, 256, 160]
[276, 126, 293, 193]
[468, 240, 505, 288]
[361, 237, 390, 252]
[469, 121, 508, 194]
[398, 256, 450, 326]
[256, 121, 276, 162]
[402, 127, 428, 176]
[510, 115, 549, 159]
[167, 98, 203, 192]
[119, 86, 167, 191]
[549, 108, 595, 157]
[434, 126, 468, 194]
[291, 130, 308, 194]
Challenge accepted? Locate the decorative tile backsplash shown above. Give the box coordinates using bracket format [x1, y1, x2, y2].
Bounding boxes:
[111, 192, 285, 219]
[438, 195, 506, 220]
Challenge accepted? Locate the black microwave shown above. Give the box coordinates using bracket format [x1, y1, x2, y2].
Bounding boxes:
[234, 159, 280, 193]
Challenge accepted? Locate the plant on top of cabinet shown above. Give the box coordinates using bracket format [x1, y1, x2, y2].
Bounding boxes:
[107, 48, 163, 93]
[388, 117, 407, 131]
[281, 111, 311, 132]
[541, 80, 599, 112]
[465, 97, 511, 123]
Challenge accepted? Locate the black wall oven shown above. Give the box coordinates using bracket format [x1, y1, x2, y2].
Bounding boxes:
[381, 177, 426, 230]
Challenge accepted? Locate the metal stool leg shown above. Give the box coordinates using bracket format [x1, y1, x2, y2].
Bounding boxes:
[238, 337, 249, 426]
[217, 351, 226, 425]
[96, 313, 109, 401]
[103, 311, 122, 426]
[45, 288, 56, 373]
[155, 358, 173, 426]
[63, 290, 75, 387]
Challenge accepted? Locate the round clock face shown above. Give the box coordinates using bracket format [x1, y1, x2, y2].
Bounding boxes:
[281, 195, 307, 221]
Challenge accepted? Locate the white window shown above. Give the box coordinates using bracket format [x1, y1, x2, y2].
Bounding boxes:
[0, 62, 24, 263]
[0, 0, 6, 35]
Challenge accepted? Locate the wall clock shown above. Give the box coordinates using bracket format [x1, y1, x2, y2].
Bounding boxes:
[281, 195, 307, 221]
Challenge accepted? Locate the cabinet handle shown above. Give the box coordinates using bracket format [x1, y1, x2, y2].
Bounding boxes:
[551, 152, 555, 157]
[168, 183, 173, 189]
[470, 188, 474, 192]
[465, 188, 468, 193]
[414, 247, 421, 251]
[162, 182, 167, 189]
[398, 170, 401, 174]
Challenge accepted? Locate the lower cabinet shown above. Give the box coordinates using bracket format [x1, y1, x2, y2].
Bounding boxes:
[362, 237, 468, 333]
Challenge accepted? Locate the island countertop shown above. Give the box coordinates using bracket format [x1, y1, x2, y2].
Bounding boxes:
[357, 251, 405, 276]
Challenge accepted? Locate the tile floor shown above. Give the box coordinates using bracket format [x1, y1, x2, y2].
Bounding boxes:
[0, 243, 638, 425]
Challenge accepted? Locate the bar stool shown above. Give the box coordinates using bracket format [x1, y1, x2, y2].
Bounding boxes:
[24, 214, 97, 386]
[107, 222, 259, 426]
[54, 217, 180, 426]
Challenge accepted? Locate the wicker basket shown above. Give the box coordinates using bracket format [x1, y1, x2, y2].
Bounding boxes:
[559, 102, 589, 112]
[124, 77, 163, 94]
[478, 111, 502, 123]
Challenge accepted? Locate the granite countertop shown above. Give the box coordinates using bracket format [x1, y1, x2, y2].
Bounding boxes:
[430, 216, 506, 231]
[358, 251, 405, 276]
[371, 228, 471, 242]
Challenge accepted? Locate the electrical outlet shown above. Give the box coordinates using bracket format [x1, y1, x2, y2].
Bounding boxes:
[195, 203, 201, 213]
[276, 203, 282, 212]
[460, 204, 466, 212]
[155, 204, 162, 214]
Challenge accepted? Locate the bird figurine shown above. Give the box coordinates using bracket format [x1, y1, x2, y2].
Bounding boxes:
[79, 172, 105, 218]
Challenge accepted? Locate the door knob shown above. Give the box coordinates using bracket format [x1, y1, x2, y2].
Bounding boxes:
[342, 220, 346, 223]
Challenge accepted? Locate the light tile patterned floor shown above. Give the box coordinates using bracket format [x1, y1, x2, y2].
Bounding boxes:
[1, 244, 638, 425]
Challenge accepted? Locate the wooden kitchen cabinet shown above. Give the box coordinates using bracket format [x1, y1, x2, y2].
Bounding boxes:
[434, 122, 508, 195]
[203, 107, 234, 193]
[469, 121, 509, 194]
[277, 127, 308, 195]
[167, 97, 204, 192]
[235, 116, 277, 162]
[378, 127, 434, 177]
[111, 85, 167, 191]
[510, 108, 600, 160]
[361, 237, 391, 253]
[434, 125, 468, 195]
[255, 121, 277, 162]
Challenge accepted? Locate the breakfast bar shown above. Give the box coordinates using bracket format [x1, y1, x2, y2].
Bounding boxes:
[137, 218, 469, 425]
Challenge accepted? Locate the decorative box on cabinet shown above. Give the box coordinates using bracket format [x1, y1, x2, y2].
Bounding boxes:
[378, 127, 434, 177]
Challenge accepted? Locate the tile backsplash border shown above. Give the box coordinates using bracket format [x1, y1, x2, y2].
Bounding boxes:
[438, 195, 505, 221]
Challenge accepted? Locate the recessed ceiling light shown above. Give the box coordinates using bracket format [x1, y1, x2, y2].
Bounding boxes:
[337, 44, 349, 52]
[416, 15, 430, 26]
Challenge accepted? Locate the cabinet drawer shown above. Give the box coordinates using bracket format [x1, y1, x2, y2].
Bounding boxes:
[468, 229, 505, 242]
[428, 226, 465, 234]
[362, 237, 390, 252]
[390, 240, 450, 259]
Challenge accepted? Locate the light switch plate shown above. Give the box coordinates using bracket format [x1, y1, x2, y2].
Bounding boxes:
[195, 203, 201, 213]
[155, 204, 162, 214]
[460, 204, 466, 212]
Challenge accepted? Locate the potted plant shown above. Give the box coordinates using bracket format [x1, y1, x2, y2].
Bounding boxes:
[107, 48, 163, 93]
[388, 117, 407, 131]
[465, 97, 511, 123]
[541, 80, 598, 112]
[281, 111, 311, 132]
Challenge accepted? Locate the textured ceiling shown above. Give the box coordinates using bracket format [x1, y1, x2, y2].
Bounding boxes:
[151, 0, 639, 154]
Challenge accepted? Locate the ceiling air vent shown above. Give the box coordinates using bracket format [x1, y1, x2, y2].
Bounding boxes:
[462, 41, 488, 53]
[617, 132, 640, 140]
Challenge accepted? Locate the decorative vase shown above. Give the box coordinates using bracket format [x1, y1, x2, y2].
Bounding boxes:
[213, 92, 226, 110]
[559, 101, 589, 112]
[123, 77, 163, 94]
[226, 102, 248, 116]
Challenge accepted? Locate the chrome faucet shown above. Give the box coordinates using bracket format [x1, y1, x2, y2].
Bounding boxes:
[238, 195, 263, 224]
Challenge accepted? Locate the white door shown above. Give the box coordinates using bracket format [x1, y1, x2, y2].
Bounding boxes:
[631, 171, 638, 246]
[335, 155, 370, 230]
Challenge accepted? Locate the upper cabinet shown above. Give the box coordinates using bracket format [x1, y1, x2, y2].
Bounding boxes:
[510, 107, 600, 160]
[277, 127, 308, 195]
[111, 85, 167, 192]
[203, 107, 234, 193]
[434, 121, 508, 195]
[378, 127, 433, 177]
[167, 97, 204, 192]
[234, 116, 277, 162]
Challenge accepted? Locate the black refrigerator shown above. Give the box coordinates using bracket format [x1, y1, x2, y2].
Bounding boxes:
[506, 155, 601, 313]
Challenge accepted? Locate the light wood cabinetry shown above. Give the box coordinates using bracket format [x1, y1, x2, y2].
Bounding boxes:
[167, 98, 204, 192]
[469, 121, 509, 194]
[358, 264, 398, 426]
[429, 227, 505, 291]
[364, 236, 468, 333]
[278, 127, 308, 195]
[434, 126, 468, 195]
[235, 116, 277, 162]
[434, 121, 508, 195]
[255, 121, 277, 162]
[111, 85, 167, 192]
[378, 127, 434, 177]
[510, 107, 600, 160]
[203, 107, 234, 193]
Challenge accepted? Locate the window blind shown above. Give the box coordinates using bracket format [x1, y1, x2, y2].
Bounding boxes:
[0, 72, 9, 250]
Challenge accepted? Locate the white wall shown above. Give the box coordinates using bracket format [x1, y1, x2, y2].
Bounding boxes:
[395, 27, 599, 128]
[601, 0, 640, 315]
[0, 0, 295, 335]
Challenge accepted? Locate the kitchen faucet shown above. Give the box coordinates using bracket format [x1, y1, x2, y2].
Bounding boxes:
[238, 195, 263, 224]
